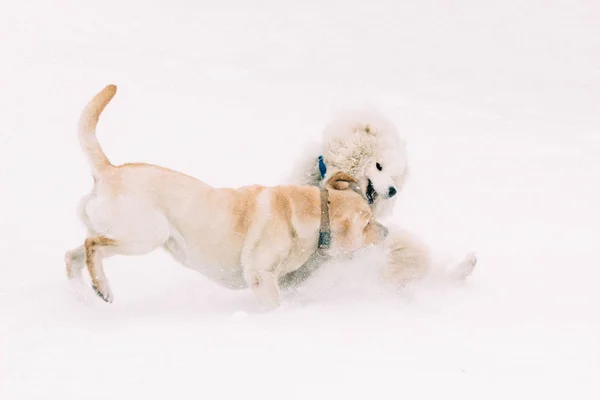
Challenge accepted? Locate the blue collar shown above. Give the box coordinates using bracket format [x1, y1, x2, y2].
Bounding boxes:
[317, 155, 327, 179]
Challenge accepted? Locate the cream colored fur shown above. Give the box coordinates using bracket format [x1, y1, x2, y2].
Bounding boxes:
[285, 108, 476, 287]
[64, 85, 388, 310]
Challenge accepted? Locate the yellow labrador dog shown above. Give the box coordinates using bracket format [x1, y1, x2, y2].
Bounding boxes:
[65, 85, 388, 310]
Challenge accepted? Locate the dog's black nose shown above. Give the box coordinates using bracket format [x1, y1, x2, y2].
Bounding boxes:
[388, 186, 397, 198]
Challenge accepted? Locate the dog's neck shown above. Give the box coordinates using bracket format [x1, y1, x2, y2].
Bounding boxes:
[317, 188, 331, 251]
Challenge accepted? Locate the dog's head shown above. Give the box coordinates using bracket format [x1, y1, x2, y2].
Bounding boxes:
[321, 109, 409, 219]
[323, 172, 389, 257]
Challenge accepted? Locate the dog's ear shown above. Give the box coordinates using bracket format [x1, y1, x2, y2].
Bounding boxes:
[326, 172, 358, 191]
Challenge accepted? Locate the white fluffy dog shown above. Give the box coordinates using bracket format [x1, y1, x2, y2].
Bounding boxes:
[289, 109, 409, 219]
[282, 108, 476, 288]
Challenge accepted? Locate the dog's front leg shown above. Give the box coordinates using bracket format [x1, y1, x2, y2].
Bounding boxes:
[247, 269, 281, 311]
[242, 252, 282, 311]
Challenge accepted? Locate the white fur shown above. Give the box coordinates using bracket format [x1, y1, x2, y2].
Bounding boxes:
[287, 108, 409, 219]
[285, 108, 476, 287]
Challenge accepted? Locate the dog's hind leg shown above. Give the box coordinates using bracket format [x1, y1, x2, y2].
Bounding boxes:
[65, 244, 91, 299]
[65, 193, 99, 280]
[78, 194, 172, 303]
[83, 236, 119, 303]
[65, 245, 86, 279]
[81, 226, 171, 304]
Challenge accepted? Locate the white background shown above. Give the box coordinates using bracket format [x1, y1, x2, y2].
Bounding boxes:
[1, 0, 599, 399]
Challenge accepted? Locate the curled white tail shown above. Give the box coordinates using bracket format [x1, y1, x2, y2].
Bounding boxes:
[78, 84, 117, 178]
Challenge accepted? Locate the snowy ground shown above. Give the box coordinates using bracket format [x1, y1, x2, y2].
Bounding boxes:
[1, 0, 599, 399]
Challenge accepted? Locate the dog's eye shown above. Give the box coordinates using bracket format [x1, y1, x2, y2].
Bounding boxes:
[376, 163, 383, 171]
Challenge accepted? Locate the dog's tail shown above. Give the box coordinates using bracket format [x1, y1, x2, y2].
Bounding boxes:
[78, 84, 117, 178]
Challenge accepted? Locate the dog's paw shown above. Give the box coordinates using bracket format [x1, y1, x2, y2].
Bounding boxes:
[449, 252, 477, 281]
[92, 284, 113, 304]
[251, 288, 282, 312]
[257, 296, 281, 312]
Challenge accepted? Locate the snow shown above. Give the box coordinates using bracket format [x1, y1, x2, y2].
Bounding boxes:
[1, 0, 599, 398]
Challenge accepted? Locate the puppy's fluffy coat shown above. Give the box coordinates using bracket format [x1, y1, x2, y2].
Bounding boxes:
[289, 108, 408, 219]
[64, 85, 388, 310]
[286, 108, 476, 286]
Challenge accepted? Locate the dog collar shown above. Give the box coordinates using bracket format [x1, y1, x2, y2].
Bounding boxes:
[317, 155, 327, 180]
[317, 188, 331, 251]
